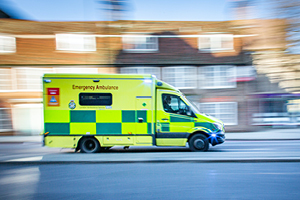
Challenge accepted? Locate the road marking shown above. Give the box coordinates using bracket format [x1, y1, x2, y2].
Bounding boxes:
[5, 156, 43, 162]
[256, 173, 300, 175]
[223, 148, 275, 151]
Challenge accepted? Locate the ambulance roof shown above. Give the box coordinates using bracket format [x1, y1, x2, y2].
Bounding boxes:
[43, 74, 154, 79]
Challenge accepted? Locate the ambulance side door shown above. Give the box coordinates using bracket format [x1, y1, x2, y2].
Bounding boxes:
[156, 90, 195, 146]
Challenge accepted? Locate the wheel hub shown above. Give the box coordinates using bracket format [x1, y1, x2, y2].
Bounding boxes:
[86, 141, 95, 150]
[194, 139, 204, 149]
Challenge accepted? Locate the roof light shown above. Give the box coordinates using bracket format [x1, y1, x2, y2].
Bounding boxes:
[144, 79, 152, 83]
[157, 82, 163, 86]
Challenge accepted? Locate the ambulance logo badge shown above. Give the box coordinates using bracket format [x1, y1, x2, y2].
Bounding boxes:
[69, 100, 76, 109]
[47, 88, 60, 106]
[50, 96, 57, 103]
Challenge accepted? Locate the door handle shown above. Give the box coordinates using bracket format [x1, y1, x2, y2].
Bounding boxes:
[161, 118, 169, 121]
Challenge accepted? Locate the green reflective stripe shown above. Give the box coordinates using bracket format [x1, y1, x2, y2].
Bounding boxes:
[71, 111, 96, 122]
[96, 123, 122, 134]
[161, 123, 169, 132]
[195, 122, 216, 131]
[137, 110, 147, 122]
[122, 110, 135, 122]
[147, 123, 152, 134]
[170, 116, 192, 122]
[45, 123, 70, 134]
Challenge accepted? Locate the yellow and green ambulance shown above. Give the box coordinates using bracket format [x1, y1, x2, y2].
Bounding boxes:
[43, 74, 225, 153]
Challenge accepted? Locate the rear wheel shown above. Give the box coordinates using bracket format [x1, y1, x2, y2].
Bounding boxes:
[189, 134, 209, 152]
[80, 137, 100, 153]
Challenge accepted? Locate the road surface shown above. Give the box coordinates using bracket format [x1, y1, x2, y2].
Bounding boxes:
[0, 162, 300, 200]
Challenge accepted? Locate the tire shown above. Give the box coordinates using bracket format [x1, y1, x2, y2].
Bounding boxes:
[80, 137, 100, 153]
[189, 134, 209, 152]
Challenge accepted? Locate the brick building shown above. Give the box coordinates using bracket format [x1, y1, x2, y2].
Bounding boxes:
[0, 19, 294, 135]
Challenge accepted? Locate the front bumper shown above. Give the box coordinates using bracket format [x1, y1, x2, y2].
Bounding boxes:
[210, 131, 225, 146]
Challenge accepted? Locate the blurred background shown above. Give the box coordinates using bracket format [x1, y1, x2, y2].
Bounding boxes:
[0, 0, 299, 135]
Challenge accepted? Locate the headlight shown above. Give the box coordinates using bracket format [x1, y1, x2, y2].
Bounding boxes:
[213, 123, 222, 131]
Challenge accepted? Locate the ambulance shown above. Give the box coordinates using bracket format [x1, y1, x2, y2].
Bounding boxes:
[43, 74, 225, 153]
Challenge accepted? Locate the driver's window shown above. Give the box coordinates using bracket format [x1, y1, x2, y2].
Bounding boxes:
[162, 94, 178, 114]
[169, 96, 179, 111]
[162, 94, 189, 116]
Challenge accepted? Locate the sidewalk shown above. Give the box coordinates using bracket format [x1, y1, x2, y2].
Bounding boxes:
[0, 128, 300, 143]
[226, 128, 300, 140]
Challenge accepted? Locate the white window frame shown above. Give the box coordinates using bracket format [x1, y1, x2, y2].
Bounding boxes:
[199, 65, 236, 89]
[198, 34, 233, 52]
[56, 34, 96, 52]
[162, 66, 197, 89]
[199, 102, 238, 125]
[120, 66, 161, 79]
[122, 35, 158, 52]
[0, 36, 16, 53]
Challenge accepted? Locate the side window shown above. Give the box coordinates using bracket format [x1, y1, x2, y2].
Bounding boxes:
[162, 94, 190, 116]
[169, 95, 179, 111]
[79, 93, 112, 105]
[179, 98, 188, 111]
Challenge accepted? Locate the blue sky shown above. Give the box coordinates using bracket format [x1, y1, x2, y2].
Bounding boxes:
[0, 0, 272, 22]
[0, 0, 238, 21]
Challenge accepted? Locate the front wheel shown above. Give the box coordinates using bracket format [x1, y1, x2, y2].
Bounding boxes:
[189, 134, 209, 152]
[80, 137, 100, 153]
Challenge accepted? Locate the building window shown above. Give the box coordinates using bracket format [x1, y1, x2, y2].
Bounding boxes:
[199, 102, 238, 125]
[122, 35, 158, 52]
[56, 34, 96, 52]
[162, 66, 197, 89]
[0, 68, 12, 91]
[79, 93, 112, 106]
[0, 68, 101, 92]
[199, 34, 233, 52]
[199, 65, 236, 89]
[0, 36, 16, 53]
[120, 67, 161, 79]
[235, 66, 256, 82]
[0, 108, 13, 132]
[15, 68, 53, 91]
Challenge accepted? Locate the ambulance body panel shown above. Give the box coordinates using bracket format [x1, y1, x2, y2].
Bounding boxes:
[43, 74, 225, 152]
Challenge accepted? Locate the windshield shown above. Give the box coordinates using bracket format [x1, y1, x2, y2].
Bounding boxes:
[180, 94, 201, 115]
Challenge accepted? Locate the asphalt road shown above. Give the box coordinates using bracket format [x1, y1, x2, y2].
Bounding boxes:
[0, 162, 300, 200]
[1, 141, 300, 199]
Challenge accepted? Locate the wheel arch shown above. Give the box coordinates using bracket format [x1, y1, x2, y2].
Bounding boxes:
[187, 131, 210, 143]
